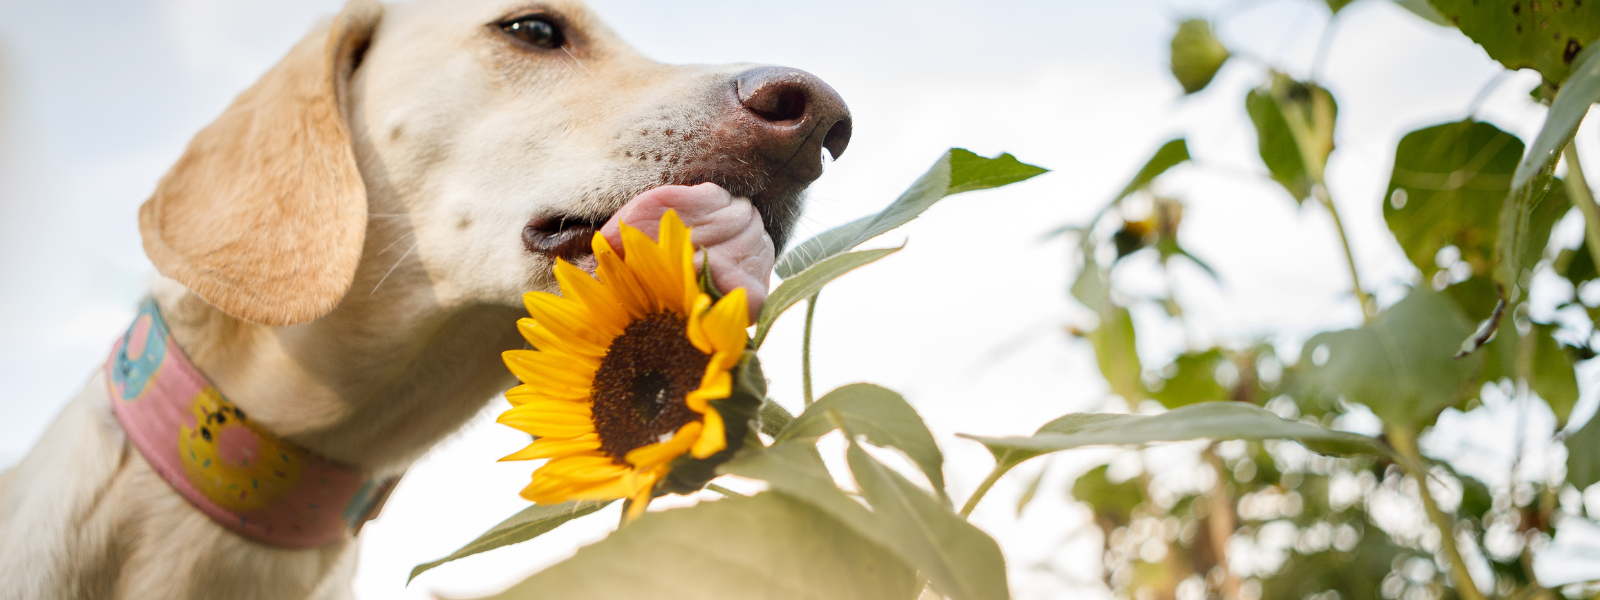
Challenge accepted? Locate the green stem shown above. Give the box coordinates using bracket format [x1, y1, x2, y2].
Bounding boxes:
[1386, 426, 1486, 600]
[802, 293, 819, 406]
[1317, 186, 1373, 321]
[1562, 143, 1600, 271]
[706, 483, 742, 498]
[958, 463, 1015, 519]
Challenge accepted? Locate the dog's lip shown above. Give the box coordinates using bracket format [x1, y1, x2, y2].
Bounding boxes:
[522, 212, 612, 263]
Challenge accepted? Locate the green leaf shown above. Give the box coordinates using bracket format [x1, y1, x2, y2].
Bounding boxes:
[408, 500, 612, 583]
[718, 443, 886, 544]
[759, 398, 796, 438]
[1300, 288, 1481, 429]
[1113, 139, 1191, 205]
[1515, 42, 1600, 190]
[1495, 168, 1571, 302]
[1397, 0, 1451, 26]
[1424, 0, 1600, 84]
[1014, 462, 1048, 517]
[1326, 0, 1357, 12]
[776, 149, 1047, 277]
[1070, 465, 1144, 529]
[846, 443, 1011, 600]
[776, 383, 946, 501]
[1567, 413, 1600, 489]
[1071, 254, 1109, 311]
[1171, 21, 1230, 94]
[960, 403, 1385, 473]
[478, 492, 919, 600]
[1089, 305, 1144, 403]
[1531, 323, 1580, 426]
[1385, 120, 1525, 280]
[754, 247, 901, 347]
[1247, 75, 1337, 203]
[1149, 349, 1230, 409]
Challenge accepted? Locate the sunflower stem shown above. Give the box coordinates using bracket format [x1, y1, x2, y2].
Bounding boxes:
[802, 293, 819, 406]
[1387, 425, 1486, 600]
[1315, 184, 1372, 322]
[958, 463, 1015, 519]
[706, 483, 742, 498]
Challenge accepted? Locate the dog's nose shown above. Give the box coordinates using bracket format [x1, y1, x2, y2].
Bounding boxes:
[733, 67, 852, 180]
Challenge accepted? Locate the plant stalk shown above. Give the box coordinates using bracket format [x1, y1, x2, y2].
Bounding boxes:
[1562, 143, 1600, 271]
[959, 463, 1014, 519]
[1386, 425, 1486, 600]
[802, 293, 819, 405]
[1316, 185, 1373, 321]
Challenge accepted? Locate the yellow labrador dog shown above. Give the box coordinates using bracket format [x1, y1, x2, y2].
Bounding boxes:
[0, 0, 849, 597]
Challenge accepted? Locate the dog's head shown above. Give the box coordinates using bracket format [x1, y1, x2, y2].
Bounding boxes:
[138, 0, 850, 326]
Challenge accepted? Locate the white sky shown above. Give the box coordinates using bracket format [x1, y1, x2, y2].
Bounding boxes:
[1, 0, 1596, 598]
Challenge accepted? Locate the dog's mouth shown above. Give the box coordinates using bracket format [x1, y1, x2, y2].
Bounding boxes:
[522, 212, 612, 266]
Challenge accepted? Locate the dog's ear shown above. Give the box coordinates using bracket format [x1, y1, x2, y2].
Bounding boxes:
[139, 0, 382, 327]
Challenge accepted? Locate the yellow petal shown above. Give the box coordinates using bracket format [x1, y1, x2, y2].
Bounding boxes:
[686, 369, 731, 413]
[538, 455, 633, 482]
[624, 421, 703, 470]
[624, 473, 659, 522]
[620, 223, 678, 313]
[553, 259, 629, 329]
[698, 287, 750, 353]
[691, 407, 727, 459]
[522, 294, 619, 348]
[685, 294, 715, 354]
[516, 320, 607, 362]
[505, 384, 588, 407]
[592, 233, 655, 319]
[657, 210, 701, 313]
[503, 350, 596, 390]
[497, 406, 595, 437]
[499, 434, 602, 461]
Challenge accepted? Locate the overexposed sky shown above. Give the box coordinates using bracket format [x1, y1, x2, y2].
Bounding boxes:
[1, 0, 1594, 598]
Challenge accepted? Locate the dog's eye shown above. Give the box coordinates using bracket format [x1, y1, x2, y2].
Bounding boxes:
[502, 17, 562, 49]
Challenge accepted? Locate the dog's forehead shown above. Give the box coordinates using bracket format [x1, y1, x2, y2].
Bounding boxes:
[387, 0, 610, 34]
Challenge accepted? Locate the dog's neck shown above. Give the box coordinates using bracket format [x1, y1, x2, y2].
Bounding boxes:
[150, 276, 524, 474]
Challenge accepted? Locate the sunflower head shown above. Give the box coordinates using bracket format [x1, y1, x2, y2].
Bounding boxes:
[497, 210, 760, 518]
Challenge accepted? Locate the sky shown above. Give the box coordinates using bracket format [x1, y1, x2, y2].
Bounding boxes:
[0, 0, 1596, 598]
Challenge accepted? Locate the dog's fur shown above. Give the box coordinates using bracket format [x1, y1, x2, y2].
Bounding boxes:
[0, 0, 843, 597]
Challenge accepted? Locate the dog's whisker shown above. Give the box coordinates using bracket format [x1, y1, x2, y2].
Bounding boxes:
[561, 47, 605, 88]
[370, 242, 418, 295]
[375, 231, 416, 256]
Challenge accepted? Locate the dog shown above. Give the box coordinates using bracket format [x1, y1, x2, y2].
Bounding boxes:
[0, 0, 850, 597]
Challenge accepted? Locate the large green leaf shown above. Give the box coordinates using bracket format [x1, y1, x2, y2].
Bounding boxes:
[1300, 289, 1481, 429]
[1089, 305, 1144, 403]
[1386, 121, 1524, 279]
[1247, 75, 1337, 203]
[1397, 0, 1451, 26]
[1531, 323, 1580, 426]
[775, 149, 1047, 277]
[1567, 413, 1600, 489]
[753, 247, 901, 347]
[776, 383, 946, 500]
[1496, 169, 1572, 302]
[1171, 21, 1230, 94]
[960, 402, 1384, 473]
[1149, 349, 1230, 409]
[1425, 0, 1600, 84]
[846, 443, 1011, 600]
[478, 492, 918, 600]
[408, 500, 612, 583]
[718, 444, 886, 544]
[1515, 43, 1600, 190]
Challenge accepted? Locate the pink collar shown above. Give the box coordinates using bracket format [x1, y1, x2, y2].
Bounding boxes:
[105, 299, 396, 548]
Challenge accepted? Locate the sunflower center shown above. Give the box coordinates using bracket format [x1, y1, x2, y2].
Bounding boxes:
[590, 311, 709, 462]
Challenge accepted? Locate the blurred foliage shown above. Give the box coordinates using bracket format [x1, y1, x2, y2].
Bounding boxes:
[1040, 3, 1600, 600]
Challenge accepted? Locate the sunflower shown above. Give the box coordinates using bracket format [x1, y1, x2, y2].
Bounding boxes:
[497, 210, 750, 520]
